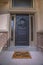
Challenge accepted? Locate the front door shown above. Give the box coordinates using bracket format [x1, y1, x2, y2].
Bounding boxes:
[15, 14, 29, 46]
[10, 14, 35, 46]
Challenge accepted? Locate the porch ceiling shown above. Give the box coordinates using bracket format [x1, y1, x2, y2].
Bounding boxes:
[0, 0, 9, 2]
[0, 0, 9, 4]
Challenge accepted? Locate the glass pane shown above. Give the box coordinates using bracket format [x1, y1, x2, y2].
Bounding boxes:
[11, 16, 14, 41]
[31, 16, 33, 41]
[12, 0, 33, 7]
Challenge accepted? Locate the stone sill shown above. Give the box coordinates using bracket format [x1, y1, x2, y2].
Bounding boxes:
[0, 31, 8, 33]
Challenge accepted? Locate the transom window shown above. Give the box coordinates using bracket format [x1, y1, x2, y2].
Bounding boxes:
[12, 0, 33, 8]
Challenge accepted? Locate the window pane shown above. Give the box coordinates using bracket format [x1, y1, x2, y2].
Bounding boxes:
[12, 0, 33, 7]
[31, 16, 33, 41]
[11, 16, 14, 41]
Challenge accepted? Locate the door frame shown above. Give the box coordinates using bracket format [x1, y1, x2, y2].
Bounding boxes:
[29, 14, 35, 46]
[10, 15, 16, 46]
[10, 14, 36, 46]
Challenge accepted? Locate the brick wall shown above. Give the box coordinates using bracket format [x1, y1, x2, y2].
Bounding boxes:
[37, 32, 43, 51]
[0, 32, 8, 51]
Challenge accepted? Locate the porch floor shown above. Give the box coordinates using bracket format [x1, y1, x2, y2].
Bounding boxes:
[0, 46, 43, 65]
[0, 51, 43, 65]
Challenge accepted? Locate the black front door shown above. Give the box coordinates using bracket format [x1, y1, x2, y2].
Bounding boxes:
[15, 14, 29, 46]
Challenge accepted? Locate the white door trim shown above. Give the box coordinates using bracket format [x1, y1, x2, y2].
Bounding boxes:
[10, 14, 36, 46]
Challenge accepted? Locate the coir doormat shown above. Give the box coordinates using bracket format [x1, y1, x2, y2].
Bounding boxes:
[12, 51, 32, 59]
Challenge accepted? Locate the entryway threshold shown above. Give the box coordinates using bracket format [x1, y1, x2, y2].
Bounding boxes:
[7, 46, 37, 51]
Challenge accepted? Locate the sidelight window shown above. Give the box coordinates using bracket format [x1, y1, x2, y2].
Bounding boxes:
[31, 15, 34, 41]
[11, 16, 14, 41]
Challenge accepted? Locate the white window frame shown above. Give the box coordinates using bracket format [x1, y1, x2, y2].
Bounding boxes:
[10, 0, 35, 9]
[29, 14, 36, 46]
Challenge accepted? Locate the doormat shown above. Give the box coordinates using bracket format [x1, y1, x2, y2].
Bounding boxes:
[12, 51, 32, 59]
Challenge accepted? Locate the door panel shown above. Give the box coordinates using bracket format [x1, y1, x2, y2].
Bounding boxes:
[15, 14, 29, 46]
